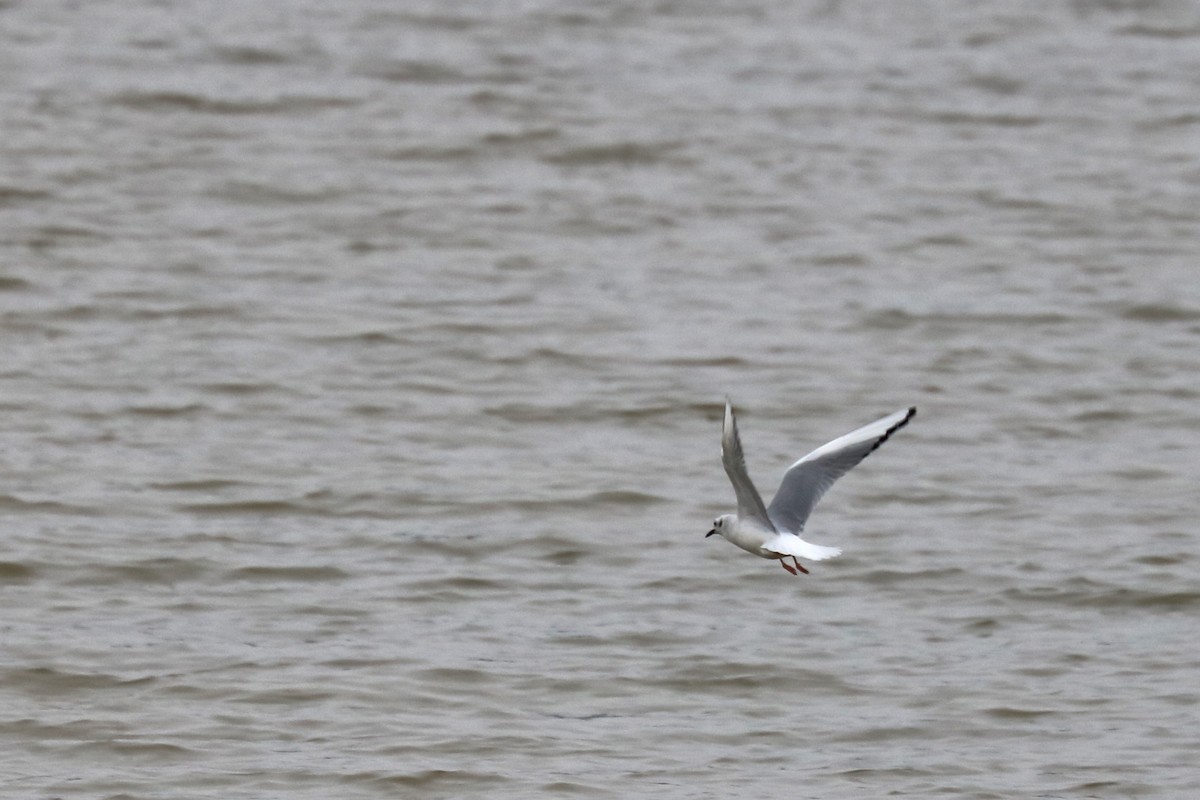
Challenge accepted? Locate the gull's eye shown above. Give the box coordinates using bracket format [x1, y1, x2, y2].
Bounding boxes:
[713, 518, 720, 528]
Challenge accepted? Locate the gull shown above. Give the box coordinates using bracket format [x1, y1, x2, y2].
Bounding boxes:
[706, 400, 915, 575]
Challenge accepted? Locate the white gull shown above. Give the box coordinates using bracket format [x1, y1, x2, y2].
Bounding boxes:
[706, 400, 916, 575]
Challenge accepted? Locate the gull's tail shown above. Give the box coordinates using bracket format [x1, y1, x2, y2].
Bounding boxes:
[763, 534, 842, 562]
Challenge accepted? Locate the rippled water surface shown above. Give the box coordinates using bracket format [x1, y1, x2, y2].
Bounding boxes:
[3, 1, 1200, 797]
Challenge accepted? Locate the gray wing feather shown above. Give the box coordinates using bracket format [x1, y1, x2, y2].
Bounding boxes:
[721, 400, 773, 527]
[767, 407, 915, 534]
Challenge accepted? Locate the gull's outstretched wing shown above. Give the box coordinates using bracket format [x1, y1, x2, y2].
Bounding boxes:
[766, 407, 915, 534]
[721, 400, 772, 527]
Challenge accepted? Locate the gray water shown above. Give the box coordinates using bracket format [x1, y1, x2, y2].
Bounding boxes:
[3, 1, 1200, 797]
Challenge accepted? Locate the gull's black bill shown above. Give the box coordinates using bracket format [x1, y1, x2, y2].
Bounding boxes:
[705, 529, 717, 538]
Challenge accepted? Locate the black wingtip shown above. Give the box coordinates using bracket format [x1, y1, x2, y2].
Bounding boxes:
[865, 406, 916, 457]
[891, 406, 917, 435]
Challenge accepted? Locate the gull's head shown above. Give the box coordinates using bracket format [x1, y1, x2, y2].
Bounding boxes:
[706, 514, 735, 539]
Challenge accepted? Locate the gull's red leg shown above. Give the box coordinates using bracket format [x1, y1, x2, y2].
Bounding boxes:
[792, 557, 809, 575]
[779, 559, 798, 575]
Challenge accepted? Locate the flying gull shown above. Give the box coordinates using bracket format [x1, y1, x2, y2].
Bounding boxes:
[706, 400, 915, 575]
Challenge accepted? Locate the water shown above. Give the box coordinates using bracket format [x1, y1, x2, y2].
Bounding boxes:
[3, 1, 1199, 797]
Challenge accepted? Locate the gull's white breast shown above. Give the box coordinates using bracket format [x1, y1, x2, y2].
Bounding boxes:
[728, 519, 776, 558]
